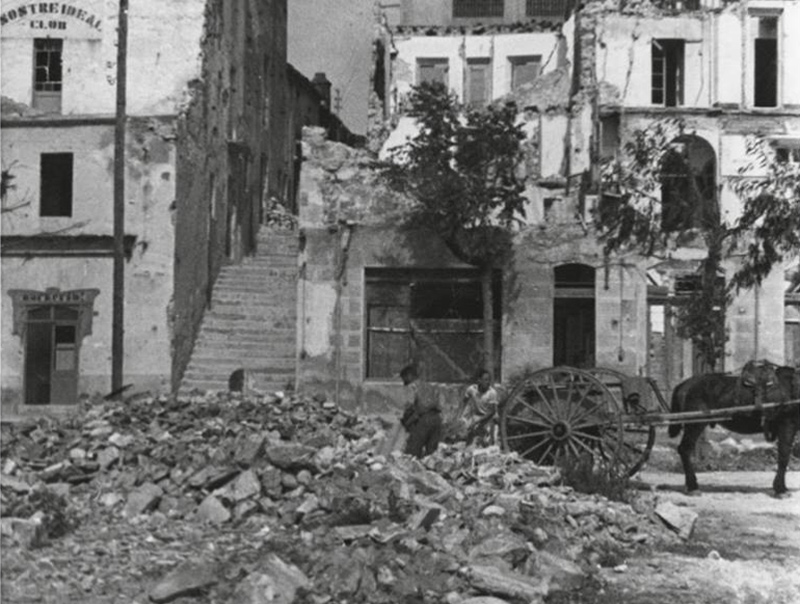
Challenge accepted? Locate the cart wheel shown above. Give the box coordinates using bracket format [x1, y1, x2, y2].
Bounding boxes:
[584, 367, 657, 476]
[500, 367, 628, 472]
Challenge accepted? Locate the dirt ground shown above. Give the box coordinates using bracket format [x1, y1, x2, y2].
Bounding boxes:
[551, 426, 800, 604]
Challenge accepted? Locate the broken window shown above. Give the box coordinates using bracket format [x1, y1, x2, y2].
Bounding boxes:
[752, 15, 778, 108]
[417, 58, 449, 87]
[661, 136, 717, 232]
[365, 268, 501, 382]
[651, 39, 684, 107]
[509, 55, 541, 90]
[453, 0, 504, 18]
[33, 38, 63, 113]
[40, 153, 73, 217]
[525, 0, 573, 18]
[467, 58, 492, 107]
[24, 306, 80, 405]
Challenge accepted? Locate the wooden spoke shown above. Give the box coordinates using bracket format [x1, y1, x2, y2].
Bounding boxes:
[505, 428, 551, 440]
[509, 397, 556, 424]
[519, 437, 552, 460]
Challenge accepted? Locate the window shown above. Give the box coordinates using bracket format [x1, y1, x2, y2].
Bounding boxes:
[365, 268, 501, 382]
[467, 58, 492, 107]
[453, 0, 504, 18]
[33, 38, 63, 113]
[600, 115, 620, 160]
[417, 58, 449, 87]
[526, 0, 573, 18]
[553, 264, 595, 369]
[510, 56, 541, 90]
[652, 39, 684, 106]
[24, 306, 79, 405]
[660, 136, 717, 232]
[753, 15, 779, 107]
[40, 153, 73, 217]
[775, 147, 800, 164]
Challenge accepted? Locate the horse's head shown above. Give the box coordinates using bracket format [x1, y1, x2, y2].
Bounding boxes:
[741, 359, 792, 422]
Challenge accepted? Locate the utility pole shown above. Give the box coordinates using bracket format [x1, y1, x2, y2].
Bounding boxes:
[112, 0, 128, 394]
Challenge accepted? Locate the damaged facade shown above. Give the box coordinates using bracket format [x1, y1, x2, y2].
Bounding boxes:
[296, 0, 800, 411]
[0, 0, 206, 413]
[1, 0, 362, 411]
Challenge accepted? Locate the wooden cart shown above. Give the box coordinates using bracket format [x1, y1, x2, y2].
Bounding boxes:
[498, 365, 799, 476]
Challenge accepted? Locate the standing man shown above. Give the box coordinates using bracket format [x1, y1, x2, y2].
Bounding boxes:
[460, 369, 499, 445]
[400, 363, 443, 458]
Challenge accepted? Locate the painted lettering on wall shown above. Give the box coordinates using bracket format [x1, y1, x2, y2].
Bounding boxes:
[0, 3, 102, 31]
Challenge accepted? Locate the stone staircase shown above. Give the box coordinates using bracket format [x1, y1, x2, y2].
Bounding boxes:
[179, 228, 298, 395]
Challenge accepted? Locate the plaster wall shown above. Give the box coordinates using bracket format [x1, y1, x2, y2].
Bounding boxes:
[0, 0, 205, 116]
[391, 32, 561, 106]
[726, 264, 787, 370]
[0, 120, 175, 413]
[594, 15, 708, 108]
[594, 3, 800, 110]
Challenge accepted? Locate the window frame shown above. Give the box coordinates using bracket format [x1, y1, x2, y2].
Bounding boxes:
[509, 55, 542, 91]
[417, 58, 450, 87]
[651, 39, 685, 107]
[32, 37, 63, 113]
[751, 13, 780, 108]
[466, 57, 492, 108]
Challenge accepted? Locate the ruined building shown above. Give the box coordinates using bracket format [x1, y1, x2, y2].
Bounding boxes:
[293, 0, 800, 411]
[1, 0, 354, 413]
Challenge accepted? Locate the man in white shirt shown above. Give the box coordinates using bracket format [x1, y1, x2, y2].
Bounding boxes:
[460, 369, 499, 445]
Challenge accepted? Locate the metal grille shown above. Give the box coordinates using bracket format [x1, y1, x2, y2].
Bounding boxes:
[525, 0, 573, 17]
[453, 0, 504, 19]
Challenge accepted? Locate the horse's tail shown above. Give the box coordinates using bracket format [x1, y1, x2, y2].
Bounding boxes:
[668, 384, 684, 438]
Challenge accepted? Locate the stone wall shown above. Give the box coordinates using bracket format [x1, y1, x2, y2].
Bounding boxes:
[172, 0, 288, 391]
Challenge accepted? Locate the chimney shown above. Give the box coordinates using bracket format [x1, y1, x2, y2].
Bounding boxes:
[312, 72, 332, 111]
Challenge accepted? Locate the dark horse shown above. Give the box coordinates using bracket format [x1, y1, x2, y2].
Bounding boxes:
[669, 360, 800, 495]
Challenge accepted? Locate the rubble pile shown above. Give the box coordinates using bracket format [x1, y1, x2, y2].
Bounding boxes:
[1, 392, 678, 603]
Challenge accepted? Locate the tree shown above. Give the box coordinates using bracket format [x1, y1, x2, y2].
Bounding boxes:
[597, 118, 800, 370]
[384, 82, 528, 378]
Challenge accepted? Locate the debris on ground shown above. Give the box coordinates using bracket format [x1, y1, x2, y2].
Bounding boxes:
[1, 391, 680, 603]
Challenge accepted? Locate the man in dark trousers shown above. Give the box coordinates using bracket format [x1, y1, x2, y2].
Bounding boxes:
[399, 363, 442, 458]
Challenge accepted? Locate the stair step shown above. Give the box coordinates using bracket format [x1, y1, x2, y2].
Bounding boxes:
[187, 355, 295, 366]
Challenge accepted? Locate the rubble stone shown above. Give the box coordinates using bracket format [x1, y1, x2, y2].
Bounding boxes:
[231, 470, 262, 502]
[123, 483, 163, 517]
[656, 501, 698, 540]
[465, 565, 548, 601]
[196, 495, 231, 524]
[149, 560, 219, 603]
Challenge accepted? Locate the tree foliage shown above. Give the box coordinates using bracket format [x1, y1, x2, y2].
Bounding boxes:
[383, 82, 528, 376]
[384, 82, 528, 266]
[598, 118, 800, 369]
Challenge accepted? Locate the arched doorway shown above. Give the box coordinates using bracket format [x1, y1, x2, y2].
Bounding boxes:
[661, 135, 717, 232]
[553, 264, 595, 368]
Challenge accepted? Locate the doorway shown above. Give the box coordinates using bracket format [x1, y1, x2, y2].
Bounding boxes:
[553, 264, 595, 368]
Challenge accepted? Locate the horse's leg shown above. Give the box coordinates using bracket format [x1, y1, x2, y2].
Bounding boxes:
[773, 419, 797, 496]
[678, 423, 705, 493]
